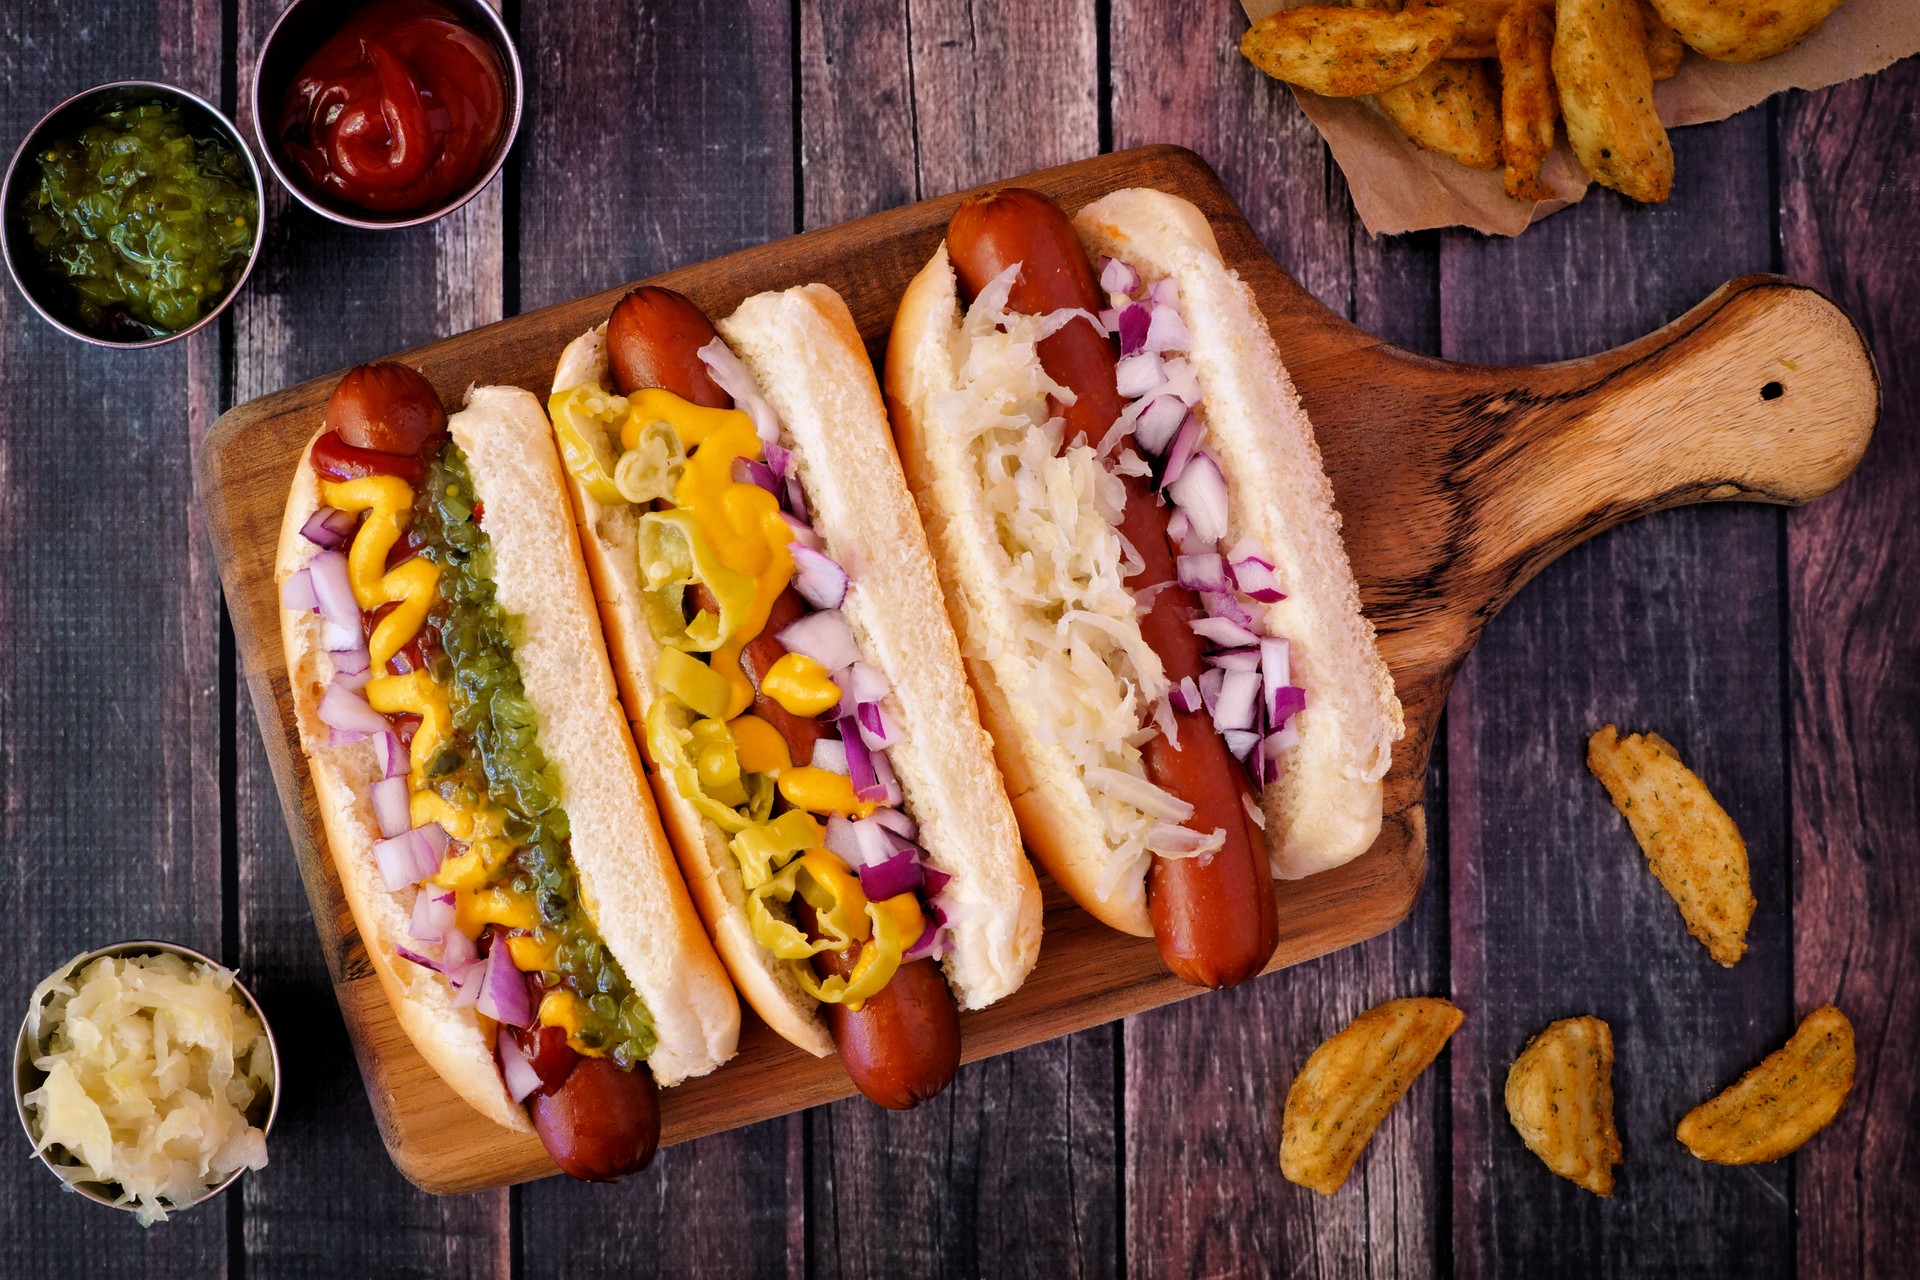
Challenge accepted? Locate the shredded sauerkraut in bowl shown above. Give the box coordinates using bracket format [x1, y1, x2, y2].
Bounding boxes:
[19, 948, 274, 1225]
[934, 265, 1215, 903]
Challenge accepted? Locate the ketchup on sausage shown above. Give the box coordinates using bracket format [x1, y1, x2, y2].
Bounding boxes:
[945, 190, 1278, 990]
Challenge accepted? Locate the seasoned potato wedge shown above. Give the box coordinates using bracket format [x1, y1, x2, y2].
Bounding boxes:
[1587, 725, 1755, 966]
[1242, 5, 1468, 97]
[1677, 1005, 1855, 1164]
[1376, 59, 1503, 169]
[1553, 0, 1673, 202]
[1506, 1015, 1622, 1196]
[1647, 0, 1845, 63]
[1408, 0, 1513, 55]
[1641, 0, 1687, 78]
[1281, 997, 1465, 1194]
[1497, 2, 1559, 198]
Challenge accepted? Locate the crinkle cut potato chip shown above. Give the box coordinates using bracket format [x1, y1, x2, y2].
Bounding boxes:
[1677, 1005, 1855, 1165]
[1280, 997, 1465, 1194]
[1587, 725, 1755, 966]
[1505, 1015, 1622, 1196]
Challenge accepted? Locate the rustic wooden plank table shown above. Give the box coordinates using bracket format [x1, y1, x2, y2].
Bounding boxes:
[3, 4, 1913, 1277]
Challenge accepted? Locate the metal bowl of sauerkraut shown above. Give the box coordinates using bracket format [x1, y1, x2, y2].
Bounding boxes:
[13, 941, 279, 1224]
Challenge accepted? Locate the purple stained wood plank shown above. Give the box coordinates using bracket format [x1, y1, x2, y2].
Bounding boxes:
[799, 3, 1119, 1277]
[1112, 3, 1446, 1277]
[1442, 113, 1794, 1276]
[0, 0, 226, 1274]
[220, 1, 511, 1273]
[510, 3, 804, 1275]
[1780, 61, 1920, 1280]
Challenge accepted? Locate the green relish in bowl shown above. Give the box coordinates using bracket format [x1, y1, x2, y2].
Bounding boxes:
[20, 100, 257, 341]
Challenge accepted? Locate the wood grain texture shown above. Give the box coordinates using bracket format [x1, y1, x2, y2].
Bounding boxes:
[195, 143, 1875, 1200]
[511, 5, 803, 1275]
[800, 5, 1118, 1277]
[1110, 2, 1448, 1275]
[1444, 112, 1800, 1276]
[0, 1, 226, 1275]
[221, 1, 510, 1273]
[1781, 62, 1920, 1280]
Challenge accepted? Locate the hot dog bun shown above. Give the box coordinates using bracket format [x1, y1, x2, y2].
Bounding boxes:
[278, 387, 739, 1132]
[553, 285, 1039, 1056]
[885, 188, 1402, 938]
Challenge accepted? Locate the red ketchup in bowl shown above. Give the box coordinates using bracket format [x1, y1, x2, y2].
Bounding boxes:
[276, 0, 506, 215]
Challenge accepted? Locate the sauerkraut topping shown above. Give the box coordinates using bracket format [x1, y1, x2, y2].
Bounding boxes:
[934, 265, 1195, 902]
[22, 951, 273, 1225]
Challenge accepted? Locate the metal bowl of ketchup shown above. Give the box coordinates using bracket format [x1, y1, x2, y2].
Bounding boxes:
[251, 0, 523, 230]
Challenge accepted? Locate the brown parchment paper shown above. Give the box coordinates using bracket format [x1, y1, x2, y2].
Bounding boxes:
[1239, 0, 1920, 236]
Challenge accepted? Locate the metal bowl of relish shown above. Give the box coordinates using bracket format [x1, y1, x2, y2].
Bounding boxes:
[1, 81, 264, 347]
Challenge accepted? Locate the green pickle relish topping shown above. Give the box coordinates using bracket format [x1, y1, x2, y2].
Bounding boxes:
[414, 445, 658, 1068]
[21, 100, 257, 339]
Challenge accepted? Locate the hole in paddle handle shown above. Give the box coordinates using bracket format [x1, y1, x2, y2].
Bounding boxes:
[1760, 381, 1785, 401]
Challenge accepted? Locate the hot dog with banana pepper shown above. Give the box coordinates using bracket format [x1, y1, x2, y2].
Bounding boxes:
[547, 283, 1037, 1108]
[886, 188, 1404, 986]
[278, 362, 739, 1179]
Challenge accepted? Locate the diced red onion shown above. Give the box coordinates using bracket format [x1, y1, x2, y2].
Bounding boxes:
[1114, 351, 1164, 399]
[1099, 256, 1140, 296]
[782, 513, 823, 551]
[320, 620, 361, 653]
[497, 1028, 541, 1102]
[1175, 552, 1230, 593]
[810, 738, 849, 775]
[786, 472, 810, 522]
[1192, 615, 1261, 649]
[328, 728, 368, 747]
[1160, 356, 1202, 406]
[441, 924, 477, 968]
[1168, 452, 1229, 544]
[319, 683, 390, 737]
[1169, 675, 1204, 715]
[732, 456, 779, 493]
[1226, 537, 1269, 568]
[1211, 669, 1262, 734]
[1149, 277, 1180, 308]
[281, 568, 317, 613]
[902, 902, 949, 961]
[764, 440, 792, 480]
[1222, 729, 1260, 761]
[332, 646, 372, 679]
[449, 961, 483, 1008]
[871, 748, 903, 806]
[1266, 721, 1302, 755]
[1116, 303, 1152, 357]
[1158, 413, 1204, 489]
[475, 947, 533, 1029]
[411, 888, 455, 944]
[1230, 557, 1285, 603]
[777, 610, 859, 671]
[299, 507, 351, 549]
[858, 849, 923, 901]
[1270, 683, 1307, 728]
[371, 775, 412, 838]
[1198, 666, 1226, 716]
[373, 732, 406, 779]
[1097, 306, 1122, 334]
[1132, 396, 1187, 456]
[833, 661, 889, 719]
[1166, 508, 1191, 545]
[790, 544, 849, 610]
[855, 701, 895, 750]
[1143, 303, 1193, 354]
[1260, 637, 1291, 718]
[308, 549, 358, 633]
[375, 827, 442, 891]
[1202, 590, 1257, 631]
[1206, 647, 1262, 671]
[871, 806, 917, 840]
[697, 338, 782, 446]
[826, 815, 891, 868]
[920, 864, 951, 897]
[395, 944, 437, 971]
[841, 719, 888, 803]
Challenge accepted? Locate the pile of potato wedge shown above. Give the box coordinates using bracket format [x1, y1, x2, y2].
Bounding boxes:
[1241, 0, 1848, 204]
